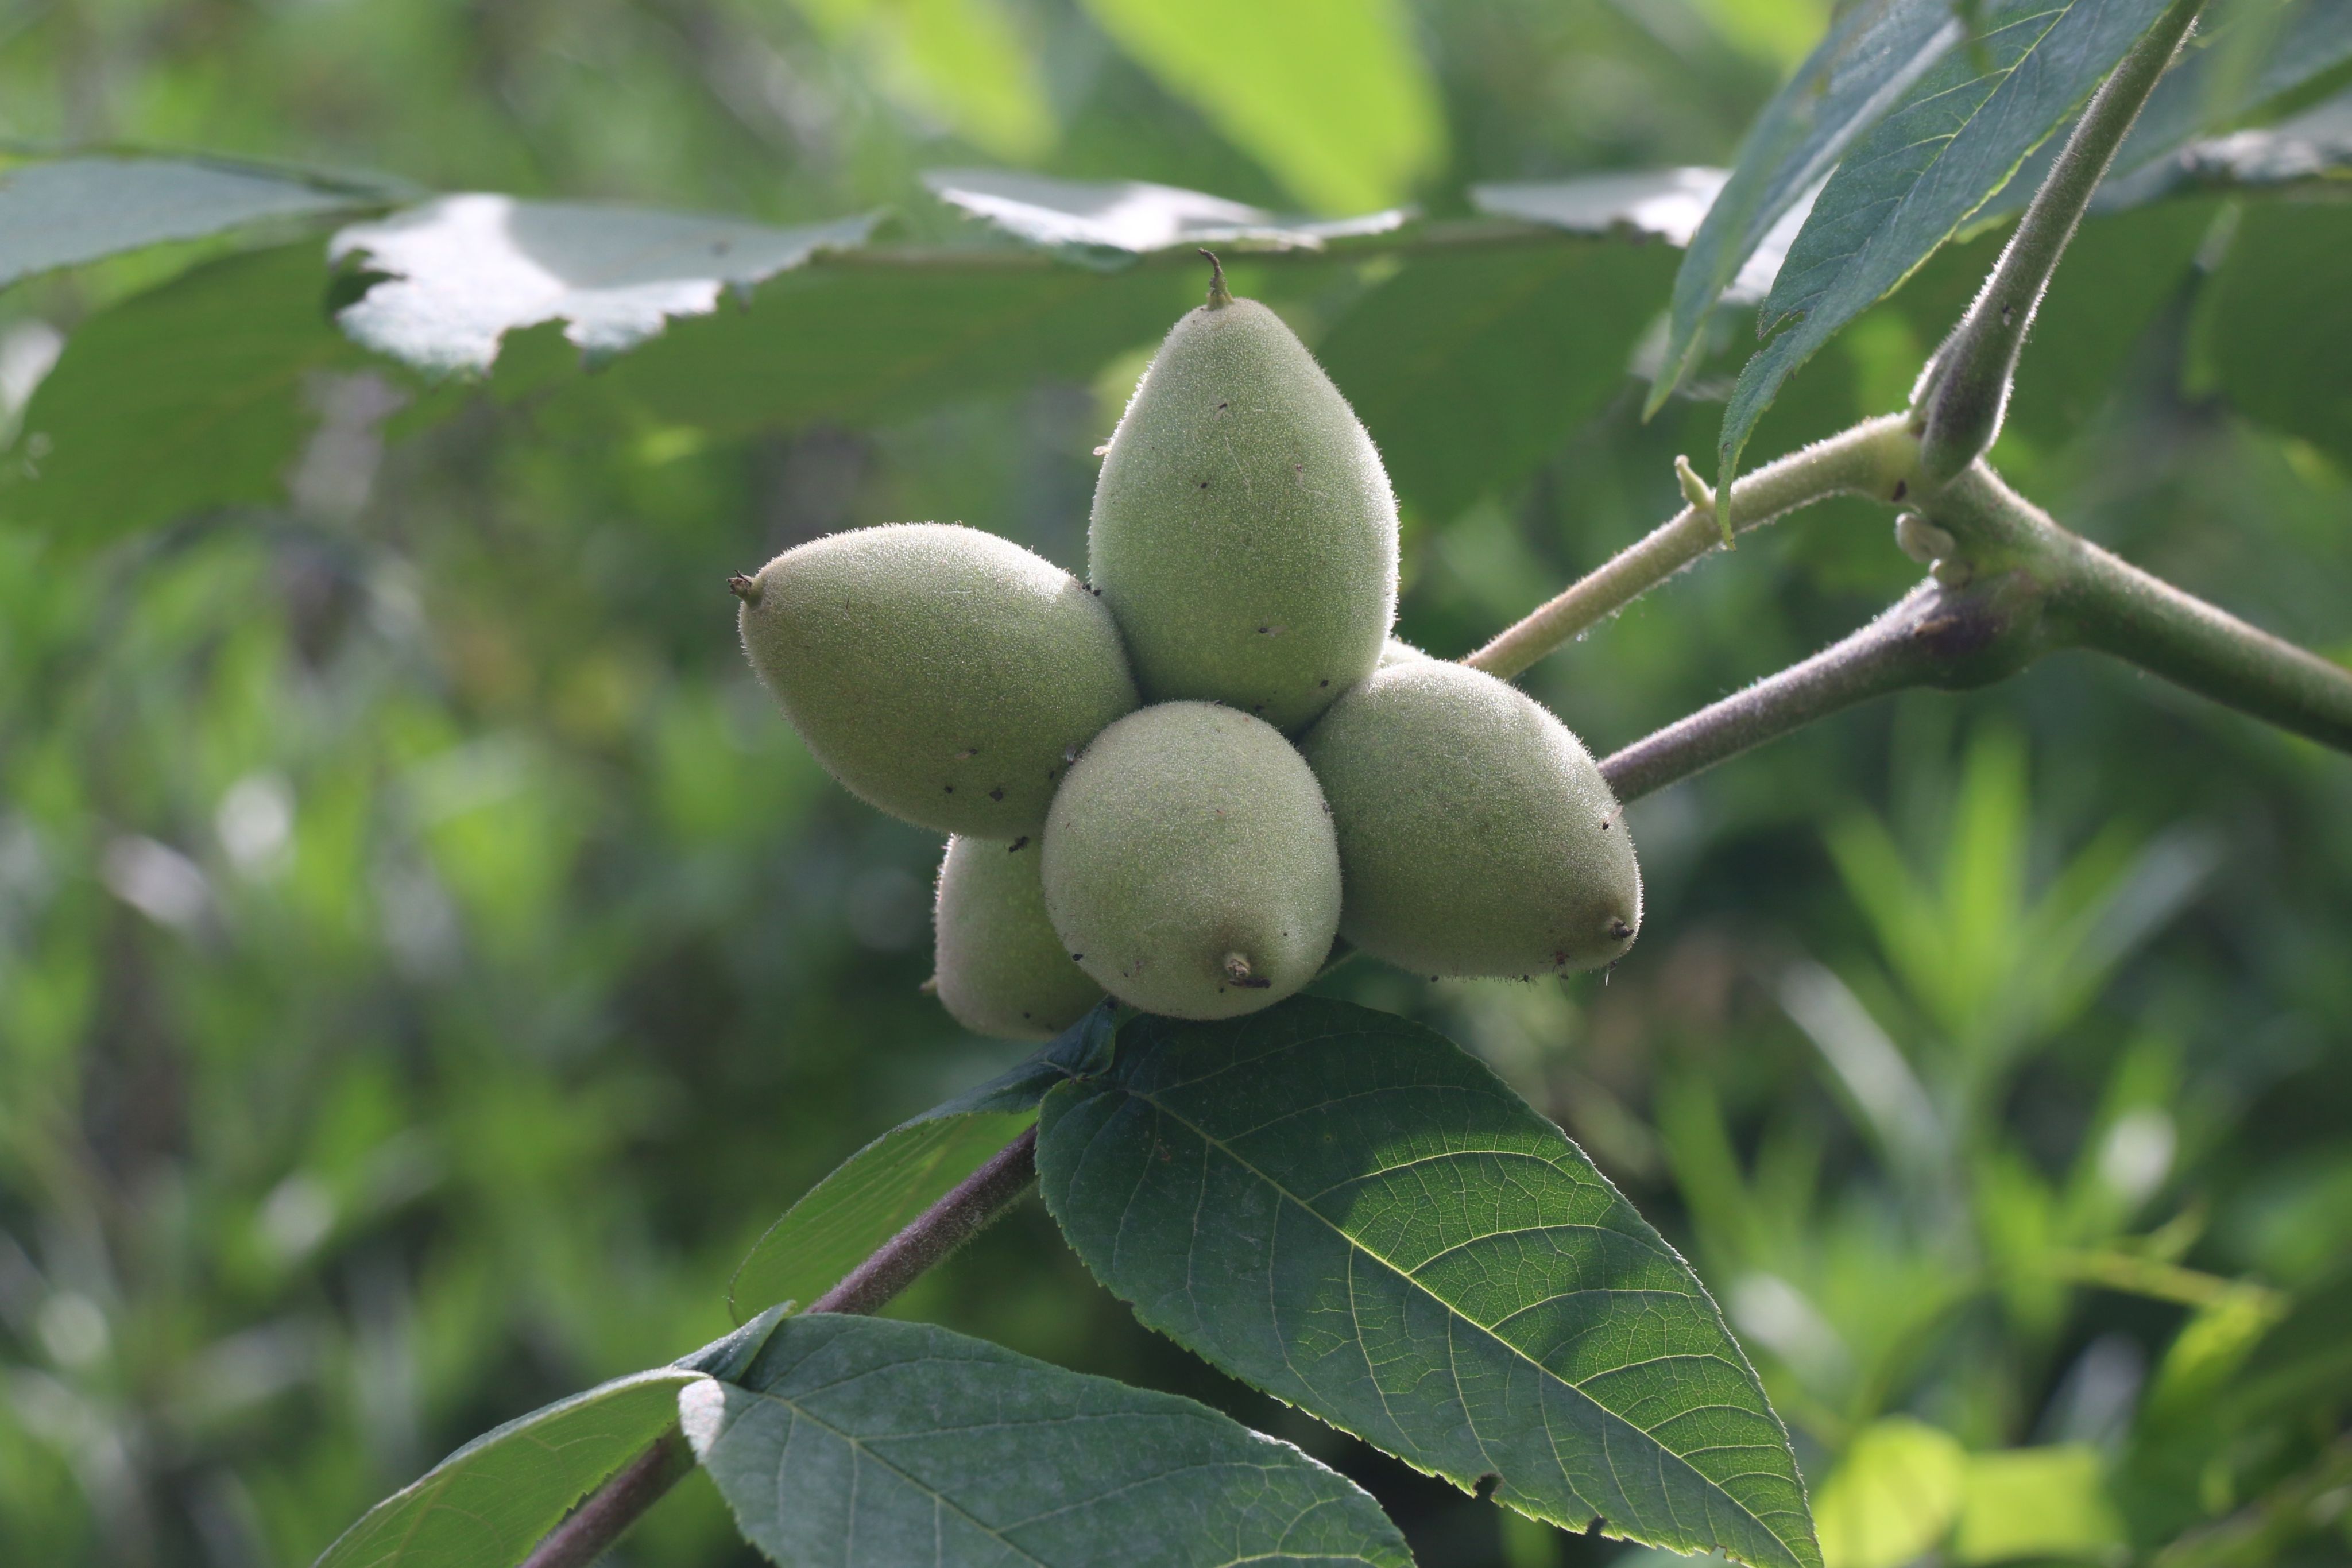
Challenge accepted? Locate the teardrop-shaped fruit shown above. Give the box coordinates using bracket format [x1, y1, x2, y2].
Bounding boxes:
[1089, 283, 1398, 732]
[933, 834, 1104, 1040]
[1298, 659, 1641, 977]
[736, 522, 1138, 837]
[1042, 701, 1340, 1020]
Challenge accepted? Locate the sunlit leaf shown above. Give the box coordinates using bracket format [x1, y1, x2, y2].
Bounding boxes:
[330, 197, 881, 375]
[314, 1308, 785, 1568]
[1716, 0, 2178, 501]
[1950, 1446, 2123, 1565]
[1075, 0, 1443, 215]
[1036, 998, 1819, 1568]
[924, 168, 1407, 267]
[0, 155, 382, 291]
[5, 243, 365, 542]
[1316, 241, 1677, 519]
[727, 1009, 1110, 1322]
[684, 1312, 1411, 1567]
[1812, 1418, 1965, 1568]
[1654, 0, 1967, 412]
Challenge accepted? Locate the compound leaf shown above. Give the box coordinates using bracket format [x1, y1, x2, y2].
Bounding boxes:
[1035, 999, 1818, 1568]
[0, 154, 379, 291]
[684, 1312, 1410, 1568]
[330, 196, 880, 375]
[1716, 0, 2179, 501]
[6, 243, 365, 543]
[1654, 0, 1968, 412]
[1316, 241, 1678, 520]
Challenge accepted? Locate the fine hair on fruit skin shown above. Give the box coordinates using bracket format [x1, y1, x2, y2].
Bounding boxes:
[735, 522, 1139, 838]
[1088, 272, 1399, 734]
[932, 834, 1105, 1040]
[1298, 658, 1641, 978]
[1041, 700, 1342, 1021]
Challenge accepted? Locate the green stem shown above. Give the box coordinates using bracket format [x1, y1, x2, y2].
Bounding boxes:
[1933, 464, 2352, 749]
[1464, 415, 1918, 680]
[1915, 0, 2207, 483]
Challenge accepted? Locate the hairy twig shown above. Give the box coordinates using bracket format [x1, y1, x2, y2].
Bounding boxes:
[1915, 0, 2207, 482]
[1465, 416, 1917, 680]
[518, 1126, 1040, 1568]
[1599, 572, 2048, 802]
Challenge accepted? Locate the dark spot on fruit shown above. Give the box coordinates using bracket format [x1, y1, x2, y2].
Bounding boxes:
[1008, 837, 1030, 853]
[1216, 401, 1229, 412]
[1199, 480, 1211, 490]
[1600, 818, 1611, 830]
[1070, 953, 1084, 962]
[942, 784, 954, 793]
[1319, 678, 1330, 687]
[1892, 479, 1908, 501]
[988, 787, 1005, 802]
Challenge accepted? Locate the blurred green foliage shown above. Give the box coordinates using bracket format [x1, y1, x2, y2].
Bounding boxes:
[2, 2, 2350, 1566]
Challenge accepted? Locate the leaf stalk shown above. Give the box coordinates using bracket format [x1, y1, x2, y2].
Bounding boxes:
[1914, 0, 2208, 483]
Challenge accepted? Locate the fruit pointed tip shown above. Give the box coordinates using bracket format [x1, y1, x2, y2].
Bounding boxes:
[1197, 249, 1231, 309]
[728, 572, 763, 606]
[1221, 950, 1271, 989]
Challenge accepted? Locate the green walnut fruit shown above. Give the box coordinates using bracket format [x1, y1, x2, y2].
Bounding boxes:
[1376, 637, 1430, 668]
[1089, 272, 1398, 733]
[1042, 700, 1341, 1020]
[1298, 659, 1641, 978]
[933, 834, 1104, 1040]
[736, 522, 1138, 837]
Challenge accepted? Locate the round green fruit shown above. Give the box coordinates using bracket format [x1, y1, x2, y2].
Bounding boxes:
[1088, 284, 1398, 733]
[1297, 659, 1641, 978]
[1042, 701, 1341, 1020]
[933, 834, 1104, 1040]
[736, 522, 1138, 837]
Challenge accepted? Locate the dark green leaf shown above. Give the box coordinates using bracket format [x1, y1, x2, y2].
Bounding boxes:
[1654, 0, 1968, 412]
[1317, 242, 1678, 520]
[923, 169, 1407, 269]
[1717, 0, 2176, 500]
[1036, 998, 1818, 1568]
[315, 1305, 788, 1568]
[0, 155, 377, 291]
[727, 1011, 1112, 1322]
[5, 243, 363, 543]
[599, 261, 1199, 437]
[683, 1312, 1411, 1567]
[2191, 201, 2352, 464]
[330, 197, 881, 375]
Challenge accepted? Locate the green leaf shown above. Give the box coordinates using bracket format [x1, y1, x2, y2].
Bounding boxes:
[0, 155, 379, 291]
[727, 1010, 1111, 1322]
[5, 243, 363, 543]
[1035, 998, 1819, 1568]
[1950, 1446, 2123, 1564]
[313, 1308, 786, 1568]
[2105, 96, 2352, 206]
[1811, 1418, 1966, 1568]
[683, 1311, 1411, 1567]
[1315, 241, 1678, 520]
[923, 168, 1407, 269]
[1716, 0, 2178, 501]
[1474, 169, 1731, 246]
[599, 260, 1198, 437]
[329, 197, 881, 375]
[2189, 200, 2352, 465]
[790, 0, 1055, 160]
[1073, 0, 1444, 215]
[1654, 0, 1968, 413]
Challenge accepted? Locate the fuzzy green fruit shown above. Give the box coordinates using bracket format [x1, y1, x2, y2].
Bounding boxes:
[1089, 285, 1398, 732]
[1376, 637, 1430, 668]
[1042, 701, 1341, 1020]
[736, 522, 1138, 837]
[1298, 659, 1641, 978]
[933, 834, 1104, 1040]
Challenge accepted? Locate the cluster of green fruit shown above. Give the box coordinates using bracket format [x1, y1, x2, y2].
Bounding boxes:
[734, 264, 1641, 1037]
